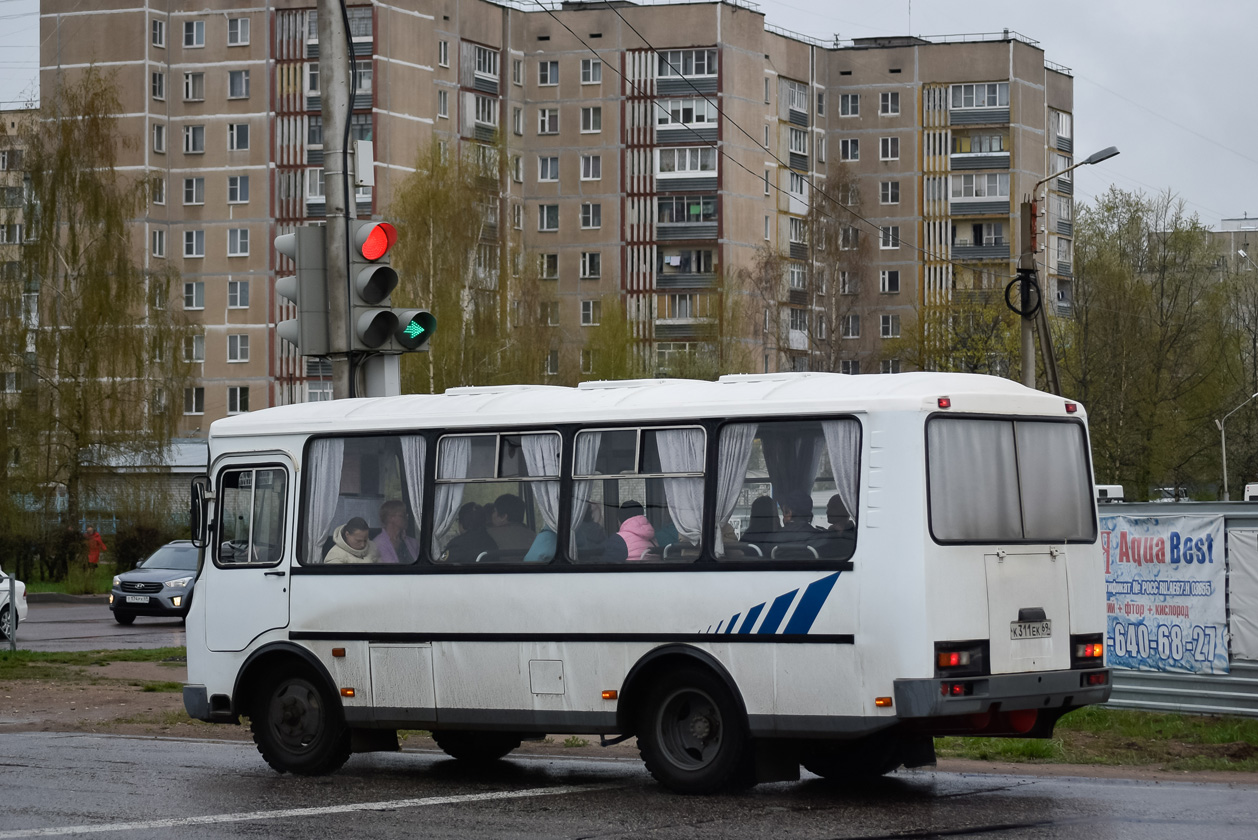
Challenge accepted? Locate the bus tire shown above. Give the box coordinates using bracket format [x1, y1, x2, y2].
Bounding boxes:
[251, 664, 351, 776]
[636, 666, 752, 794]
[432, 731, 522, 764]
[802, 733, 916, 781]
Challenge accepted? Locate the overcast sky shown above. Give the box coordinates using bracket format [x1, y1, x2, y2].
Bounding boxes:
[2, 0, 1253, 225]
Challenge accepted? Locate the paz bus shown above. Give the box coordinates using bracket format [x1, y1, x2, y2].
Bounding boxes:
[183, 372, 1110, 794]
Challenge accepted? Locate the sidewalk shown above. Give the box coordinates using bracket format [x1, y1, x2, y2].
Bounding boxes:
[26, 592, 109, 604]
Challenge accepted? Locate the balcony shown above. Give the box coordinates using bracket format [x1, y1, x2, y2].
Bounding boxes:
[655, 320, 716, 340]
[951, 240, 1010, 260]
[657, 222, 717, 241]
[951, 199, 1010, 216]
[949, 107, 1009, 126]
[950, 152, 1010, 170]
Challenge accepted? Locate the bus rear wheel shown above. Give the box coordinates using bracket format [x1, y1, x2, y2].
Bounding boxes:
[251, 665, 351, 775]
[802, 733, 932, 782]
[636, 667, 752, 794]
[432, 731, 522, 764]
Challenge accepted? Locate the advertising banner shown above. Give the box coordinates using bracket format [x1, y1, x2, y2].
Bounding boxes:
[1100, 514, 1228, 674]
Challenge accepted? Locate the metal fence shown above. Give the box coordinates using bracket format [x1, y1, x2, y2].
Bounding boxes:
[1110, 662, 1258, 718]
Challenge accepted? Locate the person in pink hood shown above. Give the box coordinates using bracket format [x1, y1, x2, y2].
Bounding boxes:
[603, 501, 657, 562]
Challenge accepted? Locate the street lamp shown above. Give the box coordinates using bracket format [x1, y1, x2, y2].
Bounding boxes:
[1216, 392, 1258, 501]
[1017, 146, 1121, 393]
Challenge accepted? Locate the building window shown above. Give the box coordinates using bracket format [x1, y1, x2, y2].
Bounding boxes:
[228, 386, 250, 414]
[183, 230, 205, 258]
[228, 123, 250, 150]
[880, 136, 900, 160]
[818, 136, 826, 163]
[880, 181, 899, 205]
[789, 308, 809, 332]
[228, 334, 250, 363]
[153, 124, 166, 153]
[817, 92, 825, 115]
[657, 48, 716, 78]
[580, 299, 602, 325]
[183, 20, 204, 48]
[840, 138, 859, 161]
[581, 58, 602, 84]
[882, 358, 901, 374]
[512, 59, 523, 84]
[789, 127, 807, 155]
[656, 146, 717, 176]
[184, 387, 205, 415]
[228, 280, 250, 308]
[880, 91, 900, 115]
[952, 133, 1006, 154]
[950, 82, 1009, 110]
[228, 70, 250, 99]
[538, 156, 559, 181]
[840, 93, 858, 116]
[880, 226, 900, 249]
[950, 172, 1010, 199]
[840, 360, 859, 375]
[842, 314, 860, 339]
[880, 270, 900, 293]
[1057, 237, 1072, 263]
[788, 262, 806, 290]
[228, 175, 249, 204]
[784, 79, 808, 113]
[306, 168, 325, 200]
[437, 90, 448, 118]
[540, 253, 559, 279]
[580, 154, 601, 181]
[228, 17, 250, 45]
[1053, 194, 1073, 222]
[1052, 109, 1073, 140]
[655, 97, 718, 128]
[538, 108, 558, 134]
[306, 62, 320, 96]
[538, 60, 558, 86]
[438, 40, 449, 67]
[152, 19, 165, 47]
[151, 229, 166, 258]
[1052, 153, 1073, 181]
[880, 314, 901, 338]
[581, 349, 595, 375]
[545, 350, 559, 376]
[184, 335, 204, 362]
[789, 171, 807, 197]
[228, 228, 249, 256]
[183, 177, 204, 205]
[474, 95, 498, 126]
[580, 106, 602, 133]
[184, 281, 205, 309]
[543, 301, 560, 326]
[657, 195, 717, 223]
[151, 71, 165, 100]
[789, 217, 806, 244]
[538, 204, 559, 231]
[580, 203, 601, 229]
[512, 203, 523, 229]
[183, 125, 205, 153]
[307, 381, 333, 402]
[764, 170, 771, 195]
[839, 271, 857, 295]
[840, 226, 858, 250]
[474, 45, 499, 79]
[580, 252, 601, 279]
[511, 105, 522, 134]
[183, 72, 204, 101]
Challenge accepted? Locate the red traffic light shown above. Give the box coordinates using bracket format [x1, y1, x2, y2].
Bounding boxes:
[357, 222, 397, 261]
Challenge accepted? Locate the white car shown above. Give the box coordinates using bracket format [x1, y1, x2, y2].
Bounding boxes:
[0, 565, 27, 641]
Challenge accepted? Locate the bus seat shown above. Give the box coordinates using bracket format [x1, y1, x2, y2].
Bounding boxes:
[771, 544, 819, 560]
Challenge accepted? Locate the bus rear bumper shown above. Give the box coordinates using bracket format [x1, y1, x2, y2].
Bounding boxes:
[894, 668, 1111, 720]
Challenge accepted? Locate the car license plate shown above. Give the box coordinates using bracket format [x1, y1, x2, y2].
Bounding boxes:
[125, 595, 150, 604]
[1010, 620, 1051, 639]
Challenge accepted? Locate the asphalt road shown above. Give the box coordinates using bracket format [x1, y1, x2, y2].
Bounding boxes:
[1, 731, 1256, 839]
[15, 596, 186, 652]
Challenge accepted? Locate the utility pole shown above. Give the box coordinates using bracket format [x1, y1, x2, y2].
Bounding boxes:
[1019, 199, 1037, 389]
[318, 0, 353, 398]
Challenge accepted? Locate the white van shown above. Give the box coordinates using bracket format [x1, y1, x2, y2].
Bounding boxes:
[1245, 483, 1258, 502]
[1096, 484, 1125, 502]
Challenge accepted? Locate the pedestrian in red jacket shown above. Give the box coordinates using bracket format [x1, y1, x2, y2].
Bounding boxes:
[85, 526, 107, 566]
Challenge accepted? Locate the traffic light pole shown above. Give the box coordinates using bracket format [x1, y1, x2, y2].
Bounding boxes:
[318, 0, 353, 399]
[1019, 199, 1037, 390]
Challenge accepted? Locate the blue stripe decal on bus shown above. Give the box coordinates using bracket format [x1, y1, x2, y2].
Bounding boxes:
[737, 603, 765, 634]
[756, 589, 799, 634]
[782, 573, 841, 634]
[724, 613, 741, 634]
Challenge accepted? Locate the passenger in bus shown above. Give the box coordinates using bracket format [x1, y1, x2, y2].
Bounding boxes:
[487, 493, 535, 551]
[777, 493, 825, 541]
[373, 500, 418, 564]
[523, 528, 557, 563]
[739, 496, 781, 550]
[323, 517, 384, 564]
[443, 502, 497, 564]
[602, 501, 657, 562]
[811, 493, 856, 560]
[574, 501, 606, 550]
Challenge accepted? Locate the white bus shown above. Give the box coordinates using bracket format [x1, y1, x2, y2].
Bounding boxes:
[184, 372, 1110, 794]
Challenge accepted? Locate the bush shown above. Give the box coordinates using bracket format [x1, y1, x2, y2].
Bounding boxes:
[112, 523, 177, 574]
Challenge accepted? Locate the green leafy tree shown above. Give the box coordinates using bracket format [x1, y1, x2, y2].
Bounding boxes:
[2, 67, 189, 554]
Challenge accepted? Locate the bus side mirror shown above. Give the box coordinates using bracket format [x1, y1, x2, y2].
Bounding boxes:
[190, 476, 213, 548]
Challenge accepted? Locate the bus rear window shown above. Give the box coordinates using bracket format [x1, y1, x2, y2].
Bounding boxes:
[927, 417, 1095, 543]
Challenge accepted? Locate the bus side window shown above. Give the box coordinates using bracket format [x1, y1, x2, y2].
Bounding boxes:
[217, 467, 288, 565]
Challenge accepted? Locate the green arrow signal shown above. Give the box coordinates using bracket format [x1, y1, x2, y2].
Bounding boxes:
[404, 320, 425, 339]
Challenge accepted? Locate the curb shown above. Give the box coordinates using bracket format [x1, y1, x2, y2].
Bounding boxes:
[27, 593, 110, 604]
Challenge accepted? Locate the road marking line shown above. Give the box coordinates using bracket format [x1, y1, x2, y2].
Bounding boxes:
[0, 784, 611, 838]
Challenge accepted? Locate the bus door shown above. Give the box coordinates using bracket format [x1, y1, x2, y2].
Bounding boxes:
[204, 460, 292, 652]
[984, 548, 1071, 673]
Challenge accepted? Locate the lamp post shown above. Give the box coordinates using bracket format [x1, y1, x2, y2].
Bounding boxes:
[1019, 146, 1121, 391]
[1216, 392, 1258, 501]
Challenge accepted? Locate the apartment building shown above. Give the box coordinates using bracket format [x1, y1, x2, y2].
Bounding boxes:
[37, 0, 1076, 438]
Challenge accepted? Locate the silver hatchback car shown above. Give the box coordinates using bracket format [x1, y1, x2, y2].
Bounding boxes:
[109, 541, 200, 624]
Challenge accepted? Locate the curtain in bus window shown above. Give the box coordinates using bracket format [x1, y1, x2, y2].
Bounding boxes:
[761, 427, 823, 501]
[521, 433, 561, 533]
[715, 424, 757, 556]
[305, 438, 345, 564]
[1015, 421, 1095, 541]
[399, 435, 426, 545]
[927, 418, 1021, 541]
[570, 431, 601, 556]
[432, 436, 471, 558]
[655, 428, 704, 544]
[822, 419, 860, 525]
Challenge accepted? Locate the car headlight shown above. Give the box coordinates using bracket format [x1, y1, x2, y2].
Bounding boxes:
[112, 576, 121, 586]
[164, 576, 194, 589]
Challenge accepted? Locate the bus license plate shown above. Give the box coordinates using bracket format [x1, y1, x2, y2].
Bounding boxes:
[1010, 620, 1051, 639]
[126, 595, 150, 604]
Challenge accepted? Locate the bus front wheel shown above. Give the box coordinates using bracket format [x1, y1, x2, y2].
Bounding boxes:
[251, 665, 351, 775]
[432, 731, 522, 764]
[636, 667, 752, 794]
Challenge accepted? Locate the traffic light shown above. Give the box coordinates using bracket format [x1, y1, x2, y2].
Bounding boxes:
[275, 225, 329, 356]
[349, 220, 400, 351]
[394, 309, 436, 351]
